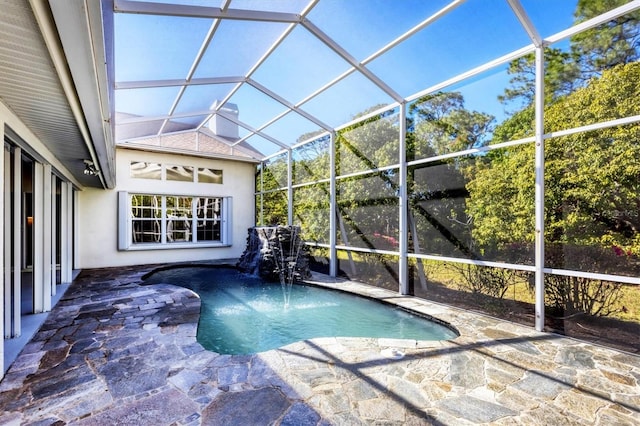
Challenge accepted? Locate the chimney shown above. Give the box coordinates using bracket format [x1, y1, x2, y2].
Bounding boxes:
[209, 101, 239, 139]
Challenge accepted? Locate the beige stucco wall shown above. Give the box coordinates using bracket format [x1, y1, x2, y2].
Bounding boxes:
[77, 147, 256, 268]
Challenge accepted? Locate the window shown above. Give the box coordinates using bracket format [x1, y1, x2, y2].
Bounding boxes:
[130, 161, 223, 184]
[131, 194, 162, 243]
[166, 165, 193, 182]
[197, 167, 223, 184]
[195, 197, 221, 241]
[165, 196, 192, 242]
[130, 161, 161, 179]
[119, 192, 229, 249]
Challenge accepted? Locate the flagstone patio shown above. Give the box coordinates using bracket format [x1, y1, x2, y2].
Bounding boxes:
[0, 263, 638, 425]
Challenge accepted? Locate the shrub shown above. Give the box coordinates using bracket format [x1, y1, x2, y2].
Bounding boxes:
[453, 263, 517, 300]
[544, 274, 623, 317]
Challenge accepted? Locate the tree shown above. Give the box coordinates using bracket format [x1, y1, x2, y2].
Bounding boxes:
[292, 134, 330, 184]
[335, 109, 400, 250]
[257, 153, 289, 226]
[409, 92, 494, 157]
[407, 92, 494, 258]
[482, 0, 640, 316]
[466, 61, 640, 268]
[543, 62, 640, 256]
[499, 0, 640, 112]
[497, 49, 580, 109]
[571, 0, 640, 77]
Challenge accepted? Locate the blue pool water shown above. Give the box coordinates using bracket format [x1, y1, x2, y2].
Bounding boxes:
[144, 266, 458, 354]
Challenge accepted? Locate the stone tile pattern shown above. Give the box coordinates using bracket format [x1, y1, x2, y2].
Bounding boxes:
[0, 264, 637, 425]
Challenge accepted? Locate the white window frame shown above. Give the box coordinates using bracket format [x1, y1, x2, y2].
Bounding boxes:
[118, 191, 231, 250]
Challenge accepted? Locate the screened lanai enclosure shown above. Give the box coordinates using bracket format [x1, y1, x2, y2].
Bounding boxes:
[110, 0, 640, 352]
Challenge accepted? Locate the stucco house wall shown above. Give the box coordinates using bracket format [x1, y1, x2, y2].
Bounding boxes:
[77, 147, 256, 268]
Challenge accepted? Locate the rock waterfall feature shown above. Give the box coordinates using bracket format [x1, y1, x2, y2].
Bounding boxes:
[237, 226, 311, 295]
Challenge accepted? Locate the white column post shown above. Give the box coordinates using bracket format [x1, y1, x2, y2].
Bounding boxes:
[60, 181, 68, 283]
[3, 144, 9, 340]
[399, 103, 409, 295]
[287, 149, 293, 226]
[60, 181, 73, 283]
[534, 45, 546, 331]
[259, 162, 264, 225]
[33, 162, 44, 313]
[12, 147, 21, 335]
[73, 189, 78, 271]
[43, 164, 52, 311]
[51, 175, 58, 293]
[329, 132, 337, 277]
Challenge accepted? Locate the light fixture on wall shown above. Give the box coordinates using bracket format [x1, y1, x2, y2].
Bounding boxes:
[83, 159, 99, 176]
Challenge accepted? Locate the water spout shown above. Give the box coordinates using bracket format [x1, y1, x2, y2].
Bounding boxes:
[271, 226, 304, 308]
[237, 225, 311, 307]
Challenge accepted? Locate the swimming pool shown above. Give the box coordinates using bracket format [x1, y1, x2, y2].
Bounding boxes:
[144, 266, 458, 354]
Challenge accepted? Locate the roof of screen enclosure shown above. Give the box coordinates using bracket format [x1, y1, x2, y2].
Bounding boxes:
[110, 0, 638, 162]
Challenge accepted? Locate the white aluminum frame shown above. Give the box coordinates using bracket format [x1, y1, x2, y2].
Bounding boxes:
[329, 131, 337, 277]
[33, 162, 44, 313]
[50, 174, 57, 295]
[12, 147, 21, 336]
[398, 103, 408, 295]
[43, 164, 53, 311]
[2, 140, 7, 341]
[60, 181, 73, 284]
[114, 0, 640, 333]
[533, 45, 546, 331]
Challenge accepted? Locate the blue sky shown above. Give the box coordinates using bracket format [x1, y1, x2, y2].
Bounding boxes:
[114, 0, 579, 154]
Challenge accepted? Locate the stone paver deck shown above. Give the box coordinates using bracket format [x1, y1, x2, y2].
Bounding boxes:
[0, 263, 639, 425]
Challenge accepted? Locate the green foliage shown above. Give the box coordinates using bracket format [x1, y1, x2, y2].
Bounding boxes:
[464, 143, 535, 251]
[409, 158, 474, 257]
[491, 106, 535, 142]
[468, 62, 640, 263]
[338, 251, 399, 291]
[293, 183, 330, 243]
[332, 110, 402, 249]
[470, 2, 640, 317]
[498, 49, 580, 109]
[499, 0, 640, 113]
[409, 92, 494, 156]
[406, 92, 496, 258]
[543, 62, 640, 255]
[257, 153, 290, 226]
[296, 129, 327, 144]
[337, 171, 399, 249]
[336, 109, 400, 175]
[571, 0, 640, 76]
[544, 275, 624, 317]
[452, 263, 518, 300]
[256, 0, 639, 321]
[259, 190, 288, 226]
[261, 154, 288, 191]
[293, 135, 330, 183]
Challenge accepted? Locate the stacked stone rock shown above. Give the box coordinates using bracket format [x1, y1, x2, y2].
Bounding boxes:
[237, 225, 311, 282]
